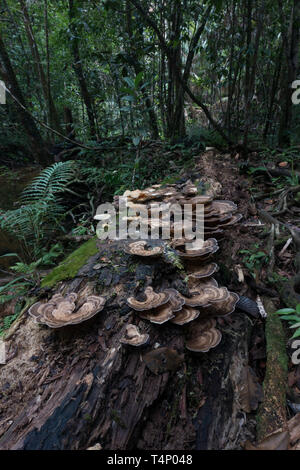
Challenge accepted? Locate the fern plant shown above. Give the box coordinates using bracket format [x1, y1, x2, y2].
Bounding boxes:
[0, 161, 76, 260]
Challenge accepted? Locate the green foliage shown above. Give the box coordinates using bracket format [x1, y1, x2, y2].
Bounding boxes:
[276, 304, 300, 339]
[164, 247, 184, 271]
[0, 244, 64, 307]
[240, 246, 269, 278]
[0, 162, 76, 259]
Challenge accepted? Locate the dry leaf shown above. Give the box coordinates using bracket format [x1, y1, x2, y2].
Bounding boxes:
[238, 365, 263, 413]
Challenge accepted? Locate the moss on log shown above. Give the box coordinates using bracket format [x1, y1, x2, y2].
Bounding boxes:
[41, 238, 98, 288]
[256, 297, 288, 441]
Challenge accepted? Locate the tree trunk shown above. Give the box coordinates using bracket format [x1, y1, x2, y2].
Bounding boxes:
[0, 34, 49, 166]
[278, 0, 300, 146]
[68, 0, 96, 139]
[19, 0, 61, 134]
[125, 1, 159, 139]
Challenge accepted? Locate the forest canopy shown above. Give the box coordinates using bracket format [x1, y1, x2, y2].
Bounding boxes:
[0, 0, 300, 163]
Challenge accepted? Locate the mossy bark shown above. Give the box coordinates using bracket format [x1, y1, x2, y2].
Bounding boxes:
[41, 238, 98, 288]
[256, 297, 288, 441]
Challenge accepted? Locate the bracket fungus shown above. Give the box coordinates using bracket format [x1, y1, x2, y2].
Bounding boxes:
[170, 306, 200, 325]
[201, 292, 239, 318]
[186, 327, 222, 353]
[127, 286, 170, 311]
[29, 293, 106, 328]
[120, 324, 149, 347]
[138, 303, 175, 324]
[188, 263, 219, 279]
[176, 238, 219, 263]
[124, 241, 164, 258]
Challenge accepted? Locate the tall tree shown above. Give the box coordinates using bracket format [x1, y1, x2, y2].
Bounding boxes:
[0, 33, 48, 165]
[19, 0, 61, 134]
[68, 0, 97, 138]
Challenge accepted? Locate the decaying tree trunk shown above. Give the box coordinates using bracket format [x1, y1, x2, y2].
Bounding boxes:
[0, 234, 257, 450]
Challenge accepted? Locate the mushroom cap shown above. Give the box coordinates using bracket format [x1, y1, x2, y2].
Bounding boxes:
[217, 213, 243, 227]
[164, 288, 185, 312]
[29, 294, 106, 328]
[176, 238, 219, 261]
[201, 292, 239, 318]
[204, 213, 233, 226]
[188, 263, 219, 279]
[123, 189, 153, 202]
[127, 286, 170, 312]
[124, 240, 164, 258]
[189, 286, 229, 303]
[170, 306, 200, 325]
[210, 200, 238, 215]
[182, 286, 227, 308]
[186, 327, 222, 352]
[138, 303, 175, 324]
[187, 276, 219, 290]
[180, 195, 213, 206]
[182, 184, 198, 196]
[120, 324, 149, 346]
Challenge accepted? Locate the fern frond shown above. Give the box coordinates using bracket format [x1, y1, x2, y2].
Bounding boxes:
[21, 161, 76, 203]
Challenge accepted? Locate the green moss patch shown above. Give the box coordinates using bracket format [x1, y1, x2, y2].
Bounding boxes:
[41, 238, 98, 288]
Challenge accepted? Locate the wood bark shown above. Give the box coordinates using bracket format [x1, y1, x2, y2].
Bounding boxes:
[0, 240, 255, 450]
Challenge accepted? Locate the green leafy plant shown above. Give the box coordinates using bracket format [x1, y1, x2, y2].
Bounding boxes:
[0, 162, 76, 260]
[276, 304, 300, 339]
[240, 246, 269, 278]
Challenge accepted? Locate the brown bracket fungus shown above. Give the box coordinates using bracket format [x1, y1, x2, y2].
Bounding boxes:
[127, 286, 170, 311]
[170, 306, 200, 325]
[201, 292, 239, 318]
[186, 327, 222, 353]
[120, 324, 149, 347]
[138, 303, 175, 324]
[164, 288, 185, 312]
[124, 241, 164, 258]
[28, 293, 106, 328]
[176, 238, 219, 263]
[188, 263, 219, 279]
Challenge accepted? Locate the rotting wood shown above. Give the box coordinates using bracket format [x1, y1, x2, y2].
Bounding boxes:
[256, 297, 288, 441]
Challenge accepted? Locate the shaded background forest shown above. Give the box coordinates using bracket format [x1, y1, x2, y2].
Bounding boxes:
[1, 0, 300, 161]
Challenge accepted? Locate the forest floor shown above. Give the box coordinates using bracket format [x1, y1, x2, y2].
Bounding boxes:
[0, 148, 300, 450]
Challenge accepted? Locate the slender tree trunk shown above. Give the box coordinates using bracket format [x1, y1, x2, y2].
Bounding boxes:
[125, 1, 159, 139]
[0, 35, 48, 165]
[19, 0, 61, 134]
[68, 0, 96, 138]
[263, 46, 283, 140]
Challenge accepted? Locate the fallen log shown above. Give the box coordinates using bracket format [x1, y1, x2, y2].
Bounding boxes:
[0, 237, 256, 450]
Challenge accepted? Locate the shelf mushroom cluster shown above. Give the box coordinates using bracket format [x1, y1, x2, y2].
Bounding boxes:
[116, 181, 242, 242]
[29, 293, 106, 328]
[121, 181, 242, 353]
